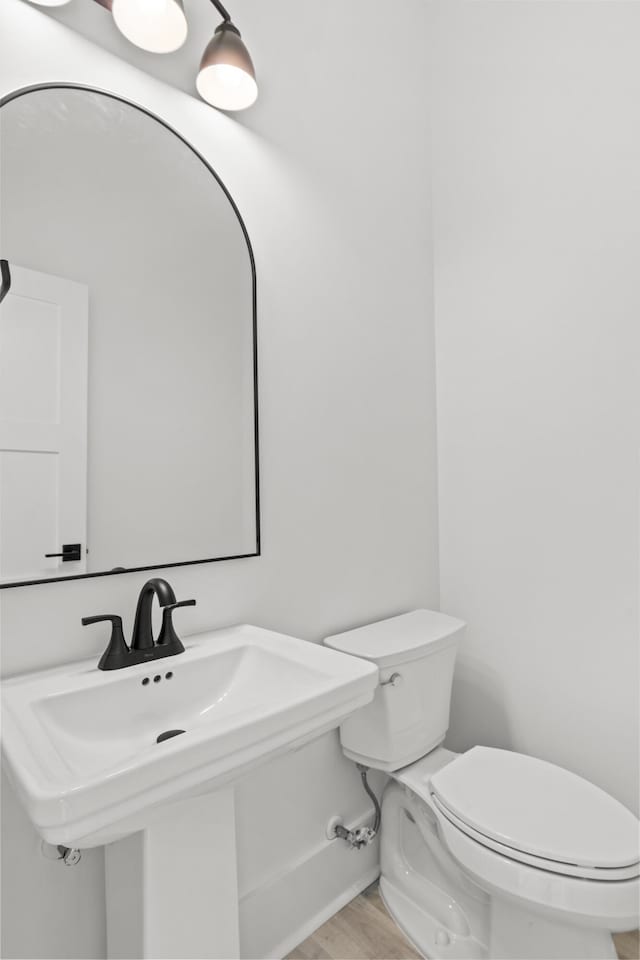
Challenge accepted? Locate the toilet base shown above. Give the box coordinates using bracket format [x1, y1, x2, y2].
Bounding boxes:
[380, 780, 620, 960]
[381, 874, 618, 960]
[487, 897, 617, 960]
[379, 876, 486, 959]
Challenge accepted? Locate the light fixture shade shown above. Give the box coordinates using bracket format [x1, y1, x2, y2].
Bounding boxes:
[26, 0, 73, 6]
[112, 0, 188, 54]
[196, 22, 258, 112]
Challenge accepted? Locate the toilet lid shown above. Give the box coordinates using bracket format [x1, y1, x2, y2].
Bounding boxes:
[430, 747, 640, 870]
[324, 609, 465, 668]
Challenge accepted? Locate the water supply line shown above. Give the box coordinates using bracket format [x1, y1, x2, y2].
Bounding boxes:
[332, 764, 381, 850]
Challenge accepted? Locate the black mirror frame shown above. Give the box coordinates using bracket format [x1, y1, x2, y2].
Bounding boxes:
[0, 83, 260, 589]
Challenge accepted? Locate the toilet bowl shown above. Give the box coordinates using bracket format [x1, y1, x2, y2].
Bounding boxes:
[325, 611, 640, 960]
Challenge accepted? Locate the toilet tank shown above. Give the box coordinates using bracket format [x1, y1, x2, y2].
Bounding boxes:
[324, 610, 465, 771]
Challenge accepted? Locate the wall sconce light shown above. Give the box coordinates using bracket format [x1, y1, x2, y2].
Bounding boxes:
[29, 0, 258, 111]
[109, 0, 257, 110]
[196, 2, 257, 111]
[111, 0, 188, 54]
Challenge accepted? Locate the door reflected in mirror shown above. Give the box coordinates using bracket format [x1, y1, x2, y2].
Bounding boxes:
[0, 86, 259, 586]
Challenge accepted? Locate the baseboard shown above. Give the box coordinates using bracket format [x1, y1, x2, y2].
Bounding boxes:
[267, 865, 380, 960]
[239, 813, 380, 959]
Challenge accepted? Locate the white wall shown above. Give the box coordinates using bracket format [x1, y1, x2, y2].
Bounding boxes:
[433, 1, 640, 815]
[0, 1, 438, 957]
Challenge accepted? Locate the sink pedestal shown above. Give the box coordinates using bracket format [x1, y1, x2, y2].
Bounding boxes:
[105, 788, 239, 959]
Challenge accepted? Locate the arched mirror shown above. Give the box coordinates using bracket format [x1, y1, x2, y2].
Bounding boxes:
[0, 85, 259, 587]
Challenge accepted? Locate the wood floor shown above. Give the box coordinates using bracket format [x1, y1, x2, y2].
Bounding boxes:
[286, 883, 640, 960]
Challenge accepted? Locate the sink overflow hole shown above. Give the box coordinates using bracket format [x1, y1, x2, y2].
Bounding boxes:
[156, 729, 186, 744]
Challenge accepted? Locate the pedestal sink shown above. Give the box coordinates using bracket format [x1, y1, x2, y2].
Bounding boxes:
[1, 624, 379, 959]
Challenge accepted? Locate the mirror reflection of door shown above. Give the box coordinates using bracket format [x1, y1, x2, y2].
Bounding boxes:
[0, 265, 88, 583]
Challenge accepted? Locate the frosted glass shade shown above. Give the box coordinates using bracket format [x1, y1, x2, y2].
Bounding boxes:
[197, 23, 258, 111]
[112, 0, 188, 54]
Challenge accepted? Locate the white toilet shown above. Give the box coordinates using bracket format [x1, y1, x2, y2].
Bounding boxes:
[325, 610, 640, 960]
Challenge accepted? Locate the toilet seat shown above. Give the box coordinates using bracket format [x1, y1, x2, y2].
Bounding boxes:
[428, 746, 640, 879]
[430, 795, 640, 881]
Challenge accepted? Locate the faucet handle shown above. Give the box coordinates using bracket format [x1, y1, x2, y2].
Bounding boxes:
[81, 615, 131, 671]
[81, 614, 122, 627]
[156, 599, 195, 653]
[164, 599, 196, 612]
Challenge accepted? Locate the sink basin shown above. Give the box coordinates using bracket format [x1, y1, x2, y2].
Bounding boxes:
[1, 624, 378, 847]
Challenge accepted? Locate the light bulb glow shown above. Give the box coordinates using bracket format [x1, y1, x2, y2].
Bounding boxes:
[112, 0, 188, 54]
[197, 23, 258, 112]
[196, 63, 258, 111]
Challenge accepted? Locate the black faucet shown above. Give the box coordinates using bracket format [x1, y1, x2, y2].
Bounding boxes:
[131, 578, 177, 651]
[82, 578, 196, 670]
